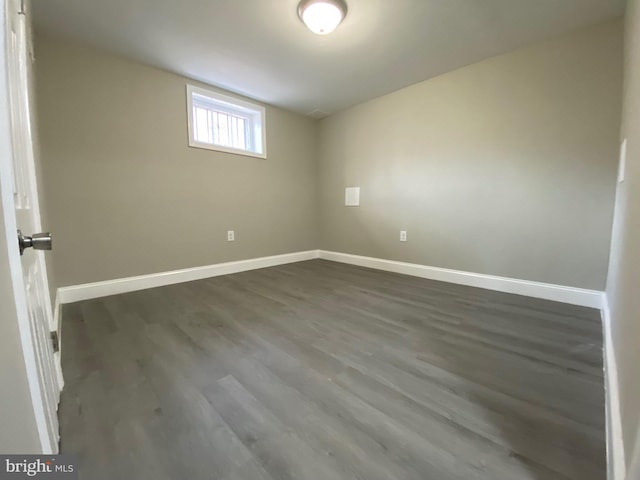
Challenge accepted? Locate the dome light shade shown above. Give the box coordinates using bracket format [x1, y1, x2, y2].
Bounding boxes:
[298, 0, 347, 35]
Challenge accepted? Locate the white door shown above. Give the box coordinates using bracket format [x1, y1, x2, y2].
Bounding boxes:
[0, 0, 61, 453]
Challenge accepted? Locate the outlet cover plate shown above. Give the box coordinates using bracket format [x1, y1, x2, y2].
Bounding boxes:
[345, 187, 360, 207]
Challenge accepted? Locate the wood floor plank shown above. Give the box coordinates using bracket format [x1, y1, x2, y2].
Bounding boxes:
[205, 374, 350, 480]
[59, 259, 605, 479]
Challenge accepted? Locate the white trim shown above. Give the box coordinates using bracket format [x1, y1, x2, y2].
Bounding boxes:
[57, 250, 320, 304]
[602, 295, 626, 480]
[57, 249, 605, 308]
[0, 0, 56, 454]
[318, 250, 604, 308]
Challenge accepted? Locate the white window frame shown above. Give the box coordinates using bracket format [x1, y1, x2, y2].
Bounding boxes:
[186, 84, 267, 159]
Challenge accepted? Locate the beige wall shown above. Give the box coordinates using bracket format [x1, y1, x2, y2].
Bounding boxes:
[318, 20, 623, 290]
[34, 34, 318, 287]
[607, 0, 640, 475]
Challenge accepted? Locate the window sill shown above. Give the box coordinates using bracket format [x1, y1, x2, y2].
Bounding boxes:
[188, 140, 267, 159]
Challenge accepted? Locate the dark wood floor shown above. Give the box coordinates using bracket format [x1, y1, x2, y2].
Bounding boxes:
[59, 259, 605, 480]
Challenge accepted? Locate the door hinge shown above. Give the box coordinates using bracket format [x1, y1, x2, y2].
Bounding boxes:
[50, 331, 59, 353]
[18, 0, 26, 15]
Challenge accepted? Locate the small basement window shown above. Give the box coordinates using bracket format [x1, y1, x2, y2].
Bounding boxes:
[186, 85, 266, 158]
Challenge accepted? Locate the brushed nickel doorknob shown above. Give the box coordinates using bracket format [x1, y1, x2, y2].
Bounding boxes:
[18, 230, 52, 256]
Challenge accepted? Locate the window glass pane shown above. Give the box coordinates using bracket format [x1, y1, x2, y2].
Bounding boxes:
[194, 107, 211, 144]
[216, 112, 230, 147]
[194, 105, 251, 150]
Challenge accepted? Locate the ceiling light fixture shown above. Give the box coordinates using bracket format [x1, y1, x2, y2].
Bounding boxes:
[298, 0, 347, 35]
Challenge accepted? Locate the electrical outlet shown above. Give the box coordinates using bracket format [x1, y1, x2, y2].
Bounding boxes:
[400, 230, 407, 242]
[227, 230, 235, 242]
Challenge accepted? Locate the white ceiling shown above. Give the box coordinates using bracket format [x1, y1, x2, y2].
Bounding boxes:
[33, 0, 625, 117]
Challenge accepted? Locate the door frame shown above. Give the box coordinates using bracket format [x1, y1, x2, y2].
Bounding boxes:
[0, 0, 58, 454]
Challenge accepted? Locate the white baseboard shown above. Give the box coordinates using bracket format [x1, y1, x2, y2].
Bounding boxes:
[57, 249, 604, 308]
[318, 250, 604, 308]
[57, 250, 320, 304]
[602, 295, 626, 480]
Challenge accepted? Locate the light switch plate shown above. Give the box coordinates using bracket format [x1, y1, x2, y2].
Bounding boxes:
[619, 139, 627, 183]
[345, 187, 360, 206]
